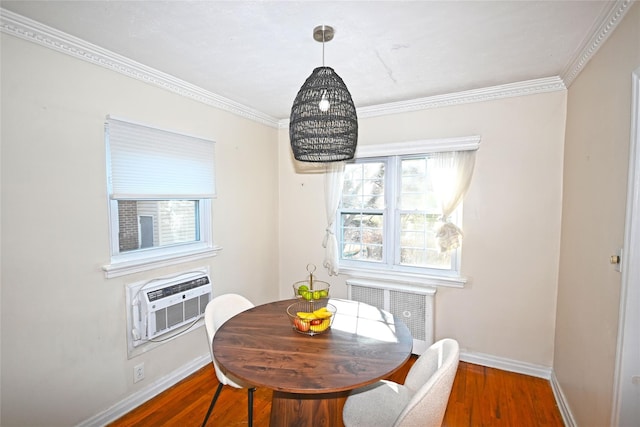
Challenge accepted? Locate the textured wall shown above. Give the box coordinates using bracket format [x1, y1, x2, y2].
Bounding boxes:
[0, 34, 279, 426]
[556, 3, 640, 426]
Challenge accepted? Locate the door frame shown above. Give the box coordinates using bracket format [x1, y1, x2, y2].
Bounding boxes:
[611, 67, 640, 426]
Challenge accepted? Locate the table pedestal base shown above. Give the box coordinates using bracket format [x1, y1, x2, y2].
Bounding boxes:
[270, 390, 349, 427]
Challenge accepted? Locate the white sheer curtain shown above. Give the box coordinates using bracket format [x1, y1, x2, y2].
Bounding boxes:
[323, 162, 345, 276]
[431, 150, 477, 252]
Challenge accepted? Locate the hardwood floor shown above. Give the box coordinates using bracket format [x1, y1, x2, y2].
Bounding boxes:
[108, 357, 564, 427]
[445, 362, 564, 426]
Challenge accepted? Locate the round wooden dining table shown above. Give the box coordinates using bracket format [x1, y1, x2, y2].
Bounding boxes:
[212, 298, 413, 427]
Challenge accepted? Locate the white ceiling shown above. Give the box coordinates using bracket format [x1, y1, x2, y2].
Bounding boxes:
[0, 1, 628, 121]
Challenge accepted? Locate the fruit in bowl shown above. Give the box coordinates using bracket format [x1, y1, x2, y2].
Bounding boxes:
[293, 281, 330, 301]
[287, 301, 336, 335]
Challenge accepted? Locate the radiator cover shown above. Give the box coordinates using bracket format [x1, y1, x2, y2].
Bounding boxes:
[346, 279, 436, 355]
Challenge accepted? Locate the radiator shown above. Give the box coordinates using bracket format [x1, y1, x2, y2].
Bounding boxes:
[346, 279, 436, 355]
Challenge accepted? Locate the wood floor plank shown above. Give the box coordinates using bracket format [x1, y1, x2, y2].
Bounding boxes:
[108, 359, 564, 427]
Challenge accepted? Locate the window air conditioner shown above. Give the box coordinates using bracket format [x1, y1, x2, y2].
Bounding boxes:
[128, 270, 211, 349]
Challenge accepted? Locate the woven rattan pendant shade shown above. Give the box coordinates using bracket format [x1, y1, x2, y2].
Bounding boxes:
[289, 66, 358, 162]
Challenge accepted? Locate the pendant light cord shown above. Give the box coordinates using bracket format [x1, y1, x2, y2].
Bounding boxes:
[322, 29, 325, 66]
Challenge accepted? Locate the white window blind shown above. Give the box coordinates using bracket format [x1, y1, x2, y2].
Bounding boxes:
[106, 116, 216, 200]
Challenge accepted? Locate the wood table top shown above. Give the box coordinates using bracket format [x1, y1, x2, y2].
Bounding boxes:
[212, 298, 413, 394]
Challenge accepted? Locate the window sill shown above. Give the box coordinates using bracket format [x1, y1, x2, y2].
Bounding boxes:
[102, 245, 222, 278]
[339, 266, 467, 289]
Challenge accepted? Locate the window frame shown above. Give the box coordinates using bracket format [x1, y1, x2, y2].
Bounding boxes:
[393, 154, 462, 274]
[105, 198, 216, 269]
[102, 117, 221, 278]
[338, 155, 461, 275]
[337, 136, 480, 288]
[339, 157, 388, 264]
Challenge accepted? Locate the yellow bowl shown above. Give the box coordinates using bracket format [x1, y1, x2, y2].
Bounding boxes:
[286, 300, 336, 336]
[292, 280, 330, 301]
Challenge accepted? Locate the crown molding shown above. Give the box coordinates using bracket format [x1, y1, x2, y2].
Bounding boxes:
[561, 0, 634, 87]
[277, 76, 566, 128]
[0, 9, 281, 128]
[359, 77, 566, 118]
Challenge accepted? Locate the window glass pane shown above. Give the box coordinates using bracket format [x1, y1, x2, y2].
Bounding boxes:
[342, 162, 385, 210]
[400, 157, 439, 211]
[400, 248, 451, 268]
[399, 213, 450, 269]
[340, 213, 383, 262]
[341, 194, 362, 210]
[118, 200, 200, 253]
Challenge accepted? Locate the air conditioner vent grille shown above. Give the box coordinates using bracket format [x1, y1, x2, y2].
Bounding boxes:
[127, 270, 211, 353]
[147, 276, 210, 301]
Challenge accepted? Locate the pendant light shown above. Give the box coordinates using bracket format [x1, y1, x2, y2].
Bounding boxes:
[289, 25, 358, 162]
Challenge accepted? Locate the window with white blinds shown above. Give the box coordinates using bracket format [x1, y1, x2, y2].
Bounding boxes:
[103, 116, 219, 278]
[106, 116, 216, 200]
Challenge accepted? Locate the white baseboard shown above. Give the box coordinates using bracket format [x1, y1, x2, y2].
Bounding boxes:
[550, 371, 577, 427]
[460, 350, 552, 379]
[76, 354, 210, 427]
[460, 350, 576, 427]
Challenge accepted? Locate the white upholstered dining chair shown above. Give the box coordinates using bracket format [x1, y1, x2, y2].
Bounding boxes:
[342, 338, 460, 427]
[201, 293, 255, 427]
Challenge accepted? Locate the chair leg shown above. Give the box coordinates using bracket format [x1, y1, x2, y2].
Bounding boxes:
[248, 388, 255, 427]
[202, 382, 224, 427]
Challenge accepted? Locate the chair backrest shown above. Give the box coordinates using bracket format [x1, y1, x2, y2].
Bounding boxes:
[394, 338, 460, 427]
[204, 293, 254, 386]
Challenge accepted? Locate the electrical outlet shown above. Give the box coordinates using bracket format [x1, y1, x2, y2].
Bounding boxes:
[133, 363, 145, 383]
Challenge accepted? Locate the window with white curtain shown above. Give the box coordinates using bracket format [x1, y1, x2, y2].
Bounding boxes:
[103, 116, 218, 277]
[336, 137, 479, 284]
